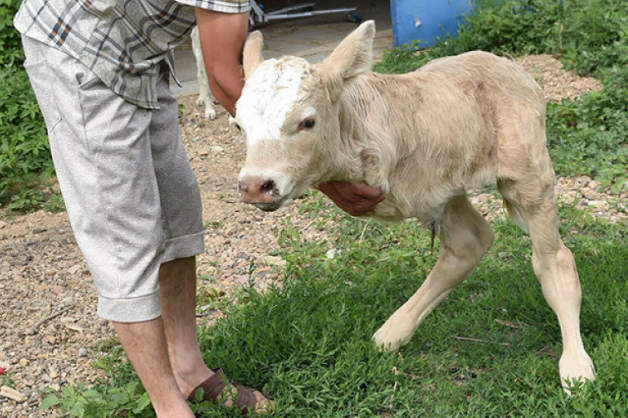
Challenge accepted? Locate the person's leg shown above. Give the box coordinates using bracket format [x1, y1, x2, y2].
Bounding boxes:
[158, 257, 271, 411]
[114, 319, 194, 417]
[22, 37, 196, 417]
[158, 256, 212, 396]
[149, 63, 271, 412]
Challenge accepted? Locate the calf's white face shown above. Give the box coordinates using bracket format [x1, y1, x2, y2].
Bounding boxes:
[236, 57, 325, 211]
[235, 22, 376, 211]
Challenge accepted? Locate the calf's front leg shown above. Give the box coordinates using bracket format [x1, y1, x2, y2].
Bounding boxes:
[191, 27, 216, 120]
[373, 195, 494, 350]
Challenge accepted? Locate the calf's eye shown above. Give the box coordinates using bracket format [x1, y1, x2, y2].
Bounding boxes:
[298, 118, 316, 131]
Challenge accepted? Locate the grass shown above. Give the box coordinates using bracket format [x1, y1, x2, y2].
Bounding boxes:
[190, 200, 628, 417]
[43, 196, 628, 417]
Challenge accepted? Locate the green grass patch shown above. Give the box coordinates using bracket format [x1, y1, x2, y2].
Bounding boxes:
[0, 0, 58, 211]
[43, 196, 628, 417]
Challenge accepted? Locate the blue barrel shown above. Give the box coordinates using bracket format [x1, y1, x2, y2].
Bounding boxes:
[390, 0, 473, 49]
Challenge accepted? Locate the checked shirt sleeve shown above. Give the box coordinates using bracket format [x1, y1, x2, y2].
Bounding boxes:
[176, 0, 250, 13]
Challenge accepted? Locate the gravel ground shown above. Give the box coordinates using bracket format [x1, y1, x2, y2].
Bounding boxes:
[1, 55, 624, 417]
[516, 54, 603, 102]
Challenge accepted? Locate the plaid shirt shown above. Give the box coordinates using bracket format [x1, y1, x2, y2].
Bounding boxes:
[14, 0, 250, 109]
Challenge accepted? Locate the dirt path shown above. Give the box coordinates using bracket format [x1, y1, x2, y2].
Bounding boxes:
[1, 55, 625, 417]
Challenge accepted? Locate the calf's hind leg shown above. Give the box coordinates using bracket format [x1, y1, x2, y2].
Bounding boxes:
[373, 195, 494, 350]
[499, 179, 595, 391]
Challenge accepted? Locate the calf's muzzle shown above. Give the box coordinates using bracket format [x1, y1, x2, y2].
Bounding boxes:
[238, 175, 283, 211]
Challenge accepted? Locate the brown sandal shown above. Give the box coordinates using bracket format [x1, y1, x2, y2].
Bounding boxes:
[188, 368, 268, 415]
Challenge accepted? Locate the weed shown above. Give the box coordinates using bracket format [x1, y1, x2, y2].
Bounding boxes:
[204, 219, 223, 229]
[1, 373, 15, 389]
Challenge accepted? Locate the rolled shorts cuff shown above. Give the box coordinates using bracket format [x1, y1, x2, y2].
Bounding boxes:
[163, 231, 204, 263]
[97, 292, 162, 323]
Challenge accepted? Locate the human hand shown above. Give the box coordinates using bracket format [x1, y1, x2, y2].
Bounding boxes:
[316, 181, 386, 216]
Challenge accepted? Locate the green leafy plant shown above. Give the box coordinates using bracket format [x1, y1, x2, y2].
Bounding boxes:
[42, 382, 153, 418]
[0, 0, 24, 66]
[0, 67, 56, 210]
[0, 0, 59, 211]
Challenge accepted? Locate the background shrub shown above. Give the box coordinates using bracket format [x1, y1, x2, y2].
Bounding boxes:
[0, 0, 55, 211]
[0, 0, 24, 65]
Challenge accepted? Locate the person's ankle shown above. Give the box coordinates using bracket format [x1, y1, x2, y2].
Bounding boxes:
[173, 362, 213, 398]
[154, 399, 195, 418]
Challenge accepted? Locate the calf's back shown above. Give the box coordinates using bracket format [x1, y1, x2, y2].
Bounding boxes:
[345, 51, 548, 222]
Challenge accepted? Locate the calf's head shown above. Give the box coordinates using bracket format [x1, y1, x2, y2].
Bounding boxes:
[235, 21, 376, 211]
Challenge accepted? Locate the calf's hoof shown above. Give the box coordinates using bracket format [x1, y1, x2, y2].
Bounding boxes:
[196, 96, 217, 120]
[205, 108, 217, 120]
[372, 317, 415, 351]
[559, 349, 596, 395]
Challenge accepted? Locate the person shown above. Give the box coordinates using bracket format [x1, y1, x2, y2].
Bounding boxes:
[14, 1, 385, 416]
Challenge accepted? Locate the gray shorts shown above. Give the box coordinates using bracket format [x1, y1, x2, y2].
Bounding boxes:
[22, 36, 204, 323]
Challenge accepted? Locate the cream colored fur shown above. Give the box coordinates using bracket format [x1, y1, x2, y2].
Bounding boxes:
[236, 21, 596, 392]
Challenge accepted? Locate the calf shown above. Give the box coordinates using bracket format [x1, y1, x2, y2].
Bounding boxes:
[235, 21, 595, 391]
[191, 26, 216, 120]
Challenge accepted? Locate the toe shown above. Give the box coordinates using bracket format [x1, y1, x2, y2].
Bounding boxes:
[252, 390, 274, 414]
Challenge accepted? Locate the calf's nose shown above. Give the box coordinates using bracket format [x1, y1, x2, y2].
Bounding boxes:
[238, 175, 278, 204]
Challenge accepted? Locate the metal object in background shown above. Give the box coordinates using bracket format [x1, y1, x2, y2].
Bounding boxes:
[249, 1, 360, 27]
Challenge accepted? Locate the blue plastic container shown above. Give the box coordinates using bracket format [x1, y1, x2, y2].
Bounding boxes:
[390, 0, 473, 49]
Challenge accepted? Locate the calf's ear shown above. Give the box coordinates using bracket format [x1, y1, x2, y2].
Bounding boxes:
[316, 20, 375, 90]
[243, 31, 264, 79]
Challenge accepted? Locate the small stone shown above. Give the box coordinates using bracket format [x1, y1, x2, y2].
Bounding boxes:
[1, 385, 28, 403]
[64, 323, 84, 333]
[68, 264, 82, 275]
[262, 255, 286, 266]
[235, 275, 250, 284]
[78, 348, 88, 358]
[19, 358, 29, 367]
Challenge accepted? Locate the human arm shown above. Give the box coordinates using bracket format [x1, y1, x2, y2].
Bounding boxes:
[317, 181, 386, 216]
[194, 8, 249, 116]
